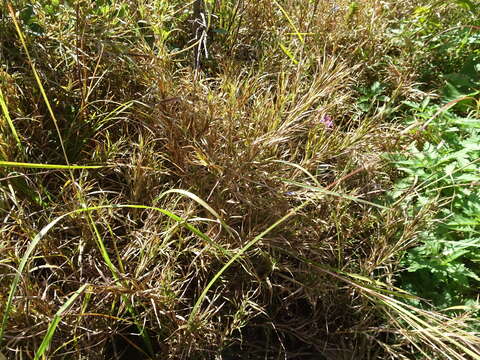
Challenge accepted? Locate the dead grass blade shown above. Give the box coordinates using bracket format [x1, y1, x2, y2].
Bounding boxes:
[0, 203, 231, 345]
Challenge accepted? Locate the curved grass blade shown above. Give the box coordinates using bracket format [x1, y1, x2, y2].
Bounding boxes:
[278, 43, 298, 65]
[283, 178, 390, 210]
[276, 247, 480, 359]
[0, 204, 231, 344]
[188, 163, 391, 322]
[274, 159, 322, 187]
[159, 189, 239, 240]
[0, 214, 67, 343]
[272, 0, 304, 44]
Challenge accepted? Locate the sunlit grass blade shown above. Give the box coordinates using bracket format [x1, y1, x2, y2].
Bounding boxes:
[159, 189, 239, 240]
[0, 214, 66, 344]
[85, 211, 154, 355]
[0, 161, 105, 169]
[272, 0, 304, 44]
[7, 2, 70, 166]
[282, 178, 390, 210]
[273, 245, 420, 300]
[278, 43, 299, 65]
[98, 100, 134, 129]
[0, 203, 231, 345]
[188, 200, 311, 323]
[33, 284, 88, 360]
[274, 159, 322, 187]
[0, 88, 22, 150]
[401, 96, 474, 135]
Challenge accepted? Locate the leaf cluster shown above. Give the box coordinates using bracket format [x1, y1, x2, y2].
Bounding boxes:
[390, 98, 480, 309]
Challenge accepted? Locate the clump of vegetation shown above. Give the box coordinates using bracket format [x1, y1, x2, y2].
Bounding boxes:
[392, 99, 480, 309]
[0, 0, 478, 359]
[387, 0, 480, 310]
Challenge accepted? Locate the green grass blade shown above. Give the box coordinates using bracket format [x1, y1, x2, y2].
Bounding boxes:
[274, 246, 420, 300]
[274, 160, 321, 187]
[86, 212, 153, 355]
[7, 3, 70, 166]
[159, 189, 239, 240]
[0, 161, 104, 169]
[33, 284, 88, 360]
[0, 88, 22, 150]
[87, 213, 119, 280]
[278, 43, 299, 64]
[0, 214, 68, 343]
[188, 200, 311, 323]
[283, 179, 390, 210]
[0, 203, 231, 345]
[272, 0, 304, 44]
[125, 204, 232, 257]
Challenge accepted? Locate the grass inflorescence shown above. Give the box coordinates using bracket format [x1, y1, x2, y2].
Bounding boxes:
[0, 0, 479, 359]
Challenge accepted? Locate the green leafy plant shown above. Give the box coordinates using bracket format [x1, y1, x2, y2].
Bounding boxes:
[356, 81, 390, 114]
[385, 0, 480, 313]
[389, 1, 480, 88]
[390, 100, 480, 309]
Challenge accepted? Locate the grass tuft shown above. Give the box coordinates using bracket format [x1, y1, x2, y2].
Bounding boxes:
[0, 0, 479, 358]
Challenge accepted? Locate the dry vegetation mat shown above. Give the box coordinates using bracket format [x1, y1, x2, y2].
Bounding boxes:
[0, 0, 479, 359]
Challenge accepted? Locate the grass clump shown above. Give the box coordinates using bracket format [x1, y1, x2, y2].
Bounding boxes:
[0, 0, 479, 359]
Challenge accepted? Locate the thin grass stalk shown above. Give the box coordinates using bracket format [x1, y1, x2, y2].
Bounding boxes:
[33, 284, 88, 360]
[0, 203, 230, 344]
[272, 0, 304, 44]
[283, 248, 480, 359]
[188, 199, 312, 323]
[86, 213, 154, 356]
[0, 161, 104, 169]
[0, 88, 22, 150]
[7, 2, 71, 167]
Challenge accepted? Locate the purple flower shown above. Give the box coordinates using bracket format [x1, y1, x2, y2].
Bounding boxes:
[320, 114, 334, 129]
